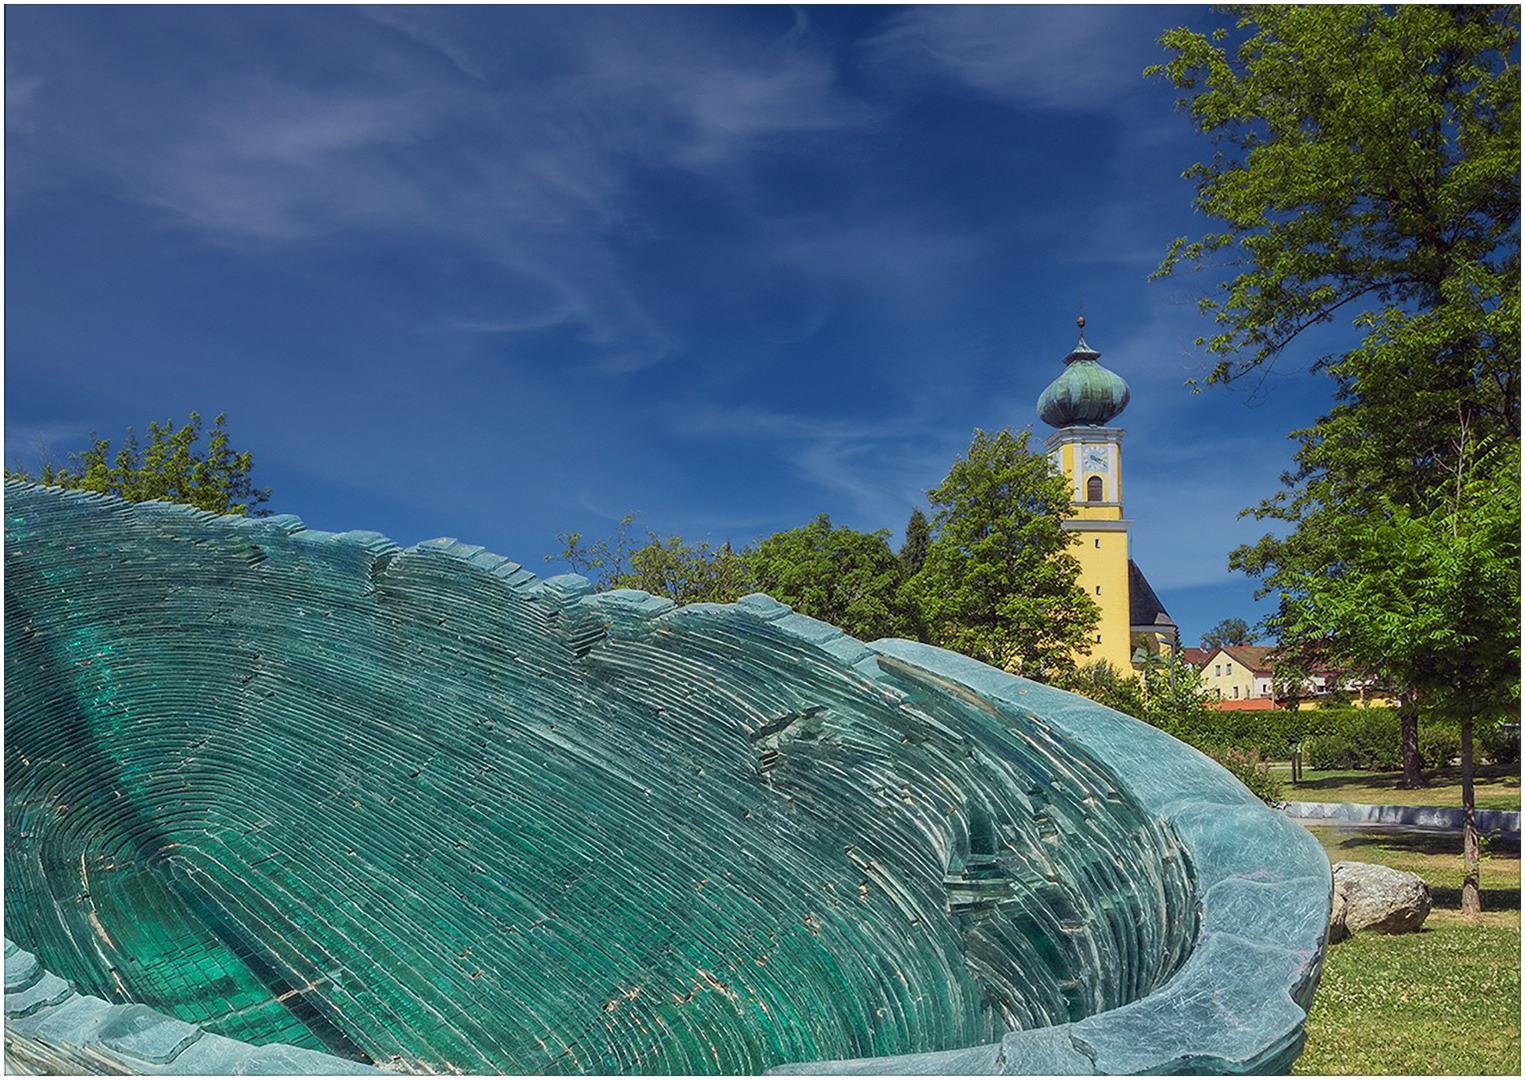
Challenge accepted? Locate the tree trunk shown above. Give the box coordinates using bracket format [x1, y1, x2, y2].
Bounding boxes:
[1400, 692, 1424, 788]
[1460, 716, 1481, 915]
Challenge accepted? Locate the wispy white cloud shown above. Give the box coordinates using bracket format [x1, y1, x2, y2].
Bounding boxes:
[360, 5, 491, 84]
[6, 8, 866, 375]
[562, 8, 866, 170]
[4, 74, 43, 134]
[755, 214, 990, 306]
[856, 4, 1207, 288]
[116, 86, 442, 242]
[666, 402, 960, 532]
[858, 5, 1158, 112]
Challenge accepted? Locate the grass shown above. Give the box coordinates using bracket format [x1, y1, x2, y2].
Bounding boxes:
[1293, 825, 1521, 1074]
[1271, 762, 1521, 811]
[1297, 910, 1521, 1075]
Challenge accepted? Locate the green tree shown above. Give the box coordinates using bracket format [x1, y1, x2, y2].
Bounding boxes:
[1201, 618, 1255, 650]
[551, 512, 641, 589]
[1153, 5, 1520, 906]
[893, 509, 935, 642]
[6, 412, 271, 515]
[746, 514, 911, 641]
[899, 507, 931, 573]
[1265, 440, 1519, 912]
[1066, 660, 1148, 719]
[551, 516, 755, 606]
[1070, 653, 1218, 733]
[621, 534, 754, 606]
[1147, 652, 1219, 730]
[1150, 5, 1519, 409]
[907, 428, 1098, 681]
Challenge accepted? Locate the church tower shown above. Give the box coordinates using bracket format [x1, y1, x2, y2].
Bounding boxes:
[1036, 315, 1164, 673]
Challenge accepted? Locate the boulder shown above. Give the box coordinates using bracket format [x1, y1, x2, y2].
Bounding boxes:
[1328, 860, 1431, 943]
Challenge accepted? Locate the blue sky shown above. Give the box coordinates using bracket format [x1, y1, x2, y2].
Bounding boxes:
[6, 4, 1346, 648]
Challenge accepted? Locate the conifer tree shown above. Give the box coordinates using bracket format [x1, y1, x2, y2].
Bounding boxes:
[898, 508, 931, 573]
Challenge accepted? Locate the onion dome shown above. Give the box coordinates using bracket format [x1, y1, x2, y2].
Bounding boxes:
[1037, 315, 1130, 428]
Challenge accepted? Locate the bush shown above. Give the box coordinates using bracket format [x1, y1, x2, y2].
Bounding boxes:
[1297, 714, 1407, 771]
[1419, 726, 1461, 769]
[1304, 733, 1358, 770]
[1162, 706, 1408, 761]
[1479, 723, 1521, 766]
[1344, 710, 1403, 771]
[1202, 744, 1285, 805]
[1157, 704, 1486, 774]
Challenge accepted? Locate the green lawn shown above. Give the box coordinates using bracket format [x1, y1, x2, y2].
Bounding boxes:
[1294, 825, 1521, 1074]
[1272, 762, 1521, 811]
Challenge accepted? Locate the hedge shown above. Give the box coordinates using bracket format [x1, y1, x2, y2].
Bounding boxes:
[1156, 707, 1400, 760]
[1153, 707, 1519, 768]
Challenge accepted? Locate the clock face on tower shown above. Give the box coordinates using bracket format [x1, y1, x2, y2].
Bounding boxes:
[1082, 447, 1109, 472]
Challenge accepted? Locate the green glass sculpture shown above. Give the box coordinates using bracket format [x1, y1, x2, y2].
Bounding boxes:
[4, 482, 1330, 1075]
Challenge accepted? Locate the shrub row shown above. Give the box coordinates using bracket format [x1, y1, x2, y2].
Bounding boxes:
[1158, 707, 1402, 760]
[1155, 707, 1519, 770]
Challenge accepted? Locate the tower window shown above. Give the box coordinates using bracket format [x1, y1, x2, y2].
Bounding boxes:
[1095, 634, 1103, 644]
[1095, 585, 1102, 595]
[1086, 476, 1104, 502]
[1094, 538, 1101, 548]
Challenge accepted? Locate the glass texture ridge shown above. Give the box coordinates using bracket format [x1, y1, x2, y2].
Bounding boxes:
[5, 481, 1330, 1075]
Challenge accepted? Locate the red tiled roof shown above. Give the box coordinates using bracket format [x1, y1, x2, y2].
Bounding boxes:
[1181, 647, 1212, 668]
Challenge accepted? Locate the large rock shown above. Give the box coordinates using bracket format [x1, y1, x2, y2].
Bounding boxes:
[1329, 860, 1431, 942]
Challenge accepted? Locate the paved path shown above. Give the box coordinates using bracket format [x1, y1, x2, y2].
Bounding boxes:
[1283, 800, 1520, 837]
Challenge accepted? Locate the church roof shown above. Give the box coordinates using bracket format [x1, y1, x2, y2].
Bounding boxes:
[1127, 560, 1176, 630]
[1037, 316, 1130, 428]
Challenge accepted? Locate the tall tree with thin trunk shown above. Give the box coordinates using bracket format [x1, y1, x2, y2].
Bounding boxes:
[1151, 5, 1520, 906]
[1265, 440, 1518, 912]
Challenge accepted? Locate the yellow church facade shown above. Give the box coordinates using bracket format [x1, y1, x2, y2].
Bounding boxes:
[1037, 318, 1177, 676]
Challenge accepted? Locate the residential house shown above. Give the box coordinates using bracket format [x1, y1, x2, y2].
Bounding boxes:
[1198, 645, 1276, 708]
[1190, 644, 1394, 709]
